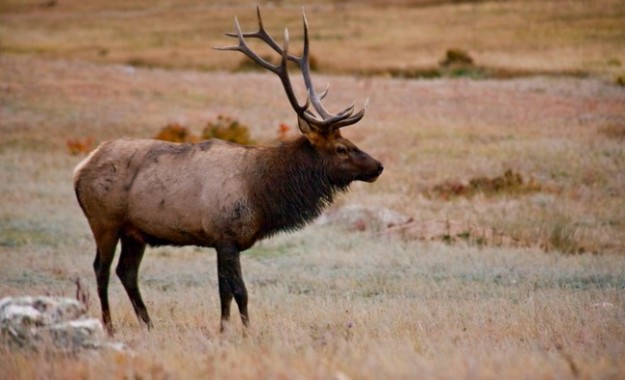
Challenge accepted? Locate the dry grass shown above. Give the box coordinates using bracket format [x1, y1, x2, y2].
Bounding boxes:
[1, 53, 624, 380]
[1, 1, 625, 378]
[1, 217, 625, 378]
[1, 0, 624, 79]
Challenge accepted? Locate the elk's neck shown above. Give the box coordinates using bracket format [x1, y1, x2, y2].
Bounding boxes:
[248, 137, 347, 238]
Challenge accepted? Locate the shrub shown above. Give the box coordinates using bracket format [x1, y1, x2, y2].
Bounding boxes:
[202, 115, 253, 145]
[154, 123, 194, 143]
[437, 49, 485, 78]
[125, 57, 156, 69]
[431, 180, 470, 200]
[430, 169, 541, 199]
[599, 123, 625, 140]
[66, 137, 94, 155]
[439, 48, 474, 67]
[277, 122, 293, 141]
[469, 169, 523, 194]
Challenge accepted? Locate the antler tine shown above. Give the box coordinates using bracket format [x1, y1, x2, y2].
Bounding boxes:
[299, 10, 332, 120]
[225, 6, 301, 65]
[215, 17, 279, 74]
[319, 83, 330, 100]
[299, 9, 364, 129]
[279, 27, 319, 121]
[332, 99, 368, 129]
[337, 102, 355, 117]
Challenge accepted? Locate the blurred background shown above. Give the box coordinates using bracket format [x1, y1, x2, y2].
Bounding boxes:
[1, 0, 624, 79]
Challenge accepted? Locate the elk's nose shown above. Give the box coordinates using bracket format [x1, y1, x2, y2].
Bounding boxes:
[376, 162, 384, 176]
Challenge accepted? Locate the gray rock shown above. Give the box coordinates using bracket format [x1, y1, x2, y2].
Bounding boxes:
[317, 204, 412, 232]
[0, 296, 121, 352]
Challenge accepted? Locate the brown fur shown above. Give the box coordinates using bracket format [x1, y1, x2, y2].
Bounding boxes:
[74, 130, 382, 334]
[75, 7, 383, 334]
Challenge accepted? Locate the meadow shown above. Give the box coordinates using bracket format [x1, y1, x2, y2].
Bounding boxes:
[1, 0, 625, 378]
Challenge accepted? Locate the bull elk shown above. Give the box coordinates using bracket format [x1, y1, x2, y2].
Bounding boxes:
[73, 7, 383, 335]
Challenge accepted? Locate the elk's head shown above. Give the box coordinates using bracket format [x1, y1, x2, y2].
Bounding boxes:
[216, 6, 383, 187]
[297, 118, 383, 186]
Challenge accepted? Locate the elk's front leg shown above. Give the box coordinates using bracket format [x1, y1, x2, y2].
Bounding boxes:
[216, 244, 249, 332]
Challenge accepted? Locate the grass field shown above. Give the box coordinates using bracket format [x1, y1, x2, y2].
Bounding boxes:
[1, 0, 625, 379]
[1, 0, 625, 78]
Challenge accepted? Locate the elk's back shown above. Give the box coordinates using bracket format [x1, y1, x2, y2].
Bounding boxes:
[73, 139, 259, 248]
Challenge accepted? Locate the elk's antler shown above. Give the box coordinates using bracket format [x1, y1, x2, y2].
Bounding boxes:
[215, 6, 366, 132]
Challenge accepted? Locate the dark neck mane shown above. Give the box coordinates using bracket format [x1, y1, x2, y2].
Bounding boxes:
[248, 137, 347, 239]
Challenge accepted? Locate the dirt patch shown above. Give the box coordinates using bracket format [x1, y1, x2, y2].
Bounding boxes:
[428, 170, 542, 200]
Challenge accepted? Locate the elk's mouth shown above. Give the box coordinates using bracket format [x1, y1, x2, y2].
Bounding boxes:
[357, 173, 381, 183]
[356, 163, 384, 183]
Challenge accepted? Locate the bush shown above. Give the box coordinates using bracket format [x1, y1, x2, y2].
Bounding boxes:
[202, 115, 253, 145]
[469, 169, 523, 194]
[437, 49, 485, 78]
[66, 137, 94, 155]
[154, 123, 195, 143]
[598, 123, 625, 140]
[430, 169, 541, 199]
[276, 122, 293, 141]
[439, 48, 474, 67]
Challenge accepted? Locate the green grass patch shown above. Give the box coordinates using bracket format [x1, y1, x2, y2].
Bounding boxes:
[0, 223, 59, 248]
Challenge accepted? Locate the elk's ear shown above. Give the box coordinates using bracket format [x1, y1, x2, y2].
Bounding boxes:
[297, 117, 324, 145]
[297, 116, 314, 135]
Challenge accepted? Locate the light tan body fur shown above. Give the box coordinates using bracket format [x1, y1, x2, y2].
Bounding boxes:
[75, 139, 260, 250]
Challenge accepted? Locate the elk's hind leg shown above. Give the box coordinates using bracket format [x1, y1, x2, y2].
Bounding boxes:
[116, 233, 153, 330]
[93, 228, 120, 336]
[216, 244, 249, 332]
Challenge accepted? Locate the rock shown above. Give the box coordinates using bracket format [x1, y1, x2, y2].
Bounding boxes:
[317, 204, 413, 232]
[0, 296, 121, 352]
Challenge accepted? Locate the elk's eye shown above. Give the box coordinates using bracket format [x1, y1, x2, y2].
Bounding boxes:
[336, 145, 348, 155]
